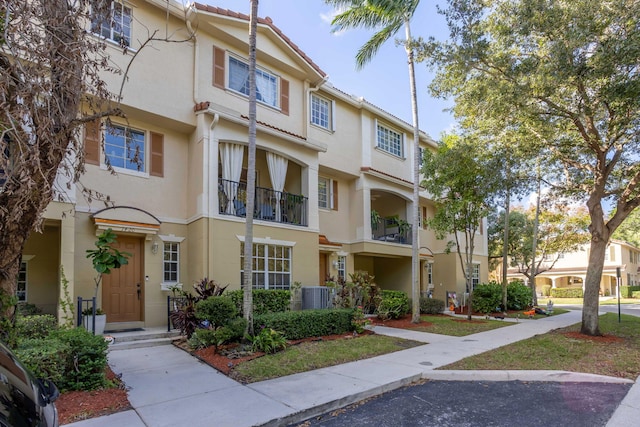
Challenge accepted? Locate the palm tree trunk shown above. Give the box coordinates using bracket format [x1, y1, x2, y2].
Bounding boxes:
[404, 19, 421, 324]
[243, 0, 259, 336]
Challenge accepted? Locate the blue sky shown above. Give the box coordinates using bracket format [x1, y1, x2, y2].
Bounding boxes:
[211, 0, 454, 141]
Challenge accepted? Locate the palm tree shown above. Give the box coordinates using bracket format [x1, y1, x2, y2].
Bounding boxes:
[242, 0, 259, 336]
[326, 0, 422, 322]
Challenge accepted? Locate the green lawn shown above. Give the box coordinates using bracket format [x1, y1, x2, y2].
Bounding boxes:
[439, 313, 640, 380]
[230, 334, 423, 383]
[411, 315, 514, 336]
[538, 297, 638, 305]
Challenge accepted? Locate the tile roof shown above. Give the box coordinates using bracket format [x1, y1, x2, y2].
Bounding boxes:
[193, 3, 326, 78]
[240, 114, 307, 140]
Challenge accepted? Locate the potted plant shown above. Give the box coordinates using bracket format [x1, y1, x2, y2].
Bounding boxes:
[371, 210, 381, 231]
[82, 307, 107, 335]
[84, 229, 130, 334]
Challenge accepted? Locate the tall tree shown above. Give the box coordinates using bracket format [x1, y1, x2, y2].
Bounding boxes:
[242, 0, 259, 336]
[612, 208, 640, 248]
[0, 1, 192, 333]
[423, 133, 501, 320]
[325, 0, 422, 322]
[423, 0, 640, 335]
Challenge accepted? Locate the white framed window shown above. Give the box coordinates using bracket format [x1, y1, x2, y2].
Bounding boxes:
[17, 262, 27, 302]
[104, 123, 146, 173]
[472, 263, 480, 289]
[91, 1, 132, 47]
[318, 177, 334, 209]
[163, 243, 180, 283]
[310, 94, 333, 130]
[376, 123, 403, 157]
[337, 255, 346, 281]
[426, 262, 433, 286]
[228, 56, 278, 108]
[241, 243, 291, 290]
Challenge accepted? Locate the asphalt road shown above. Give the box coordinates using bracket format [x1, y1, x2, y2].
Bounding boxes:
[293, 380, 631, 427]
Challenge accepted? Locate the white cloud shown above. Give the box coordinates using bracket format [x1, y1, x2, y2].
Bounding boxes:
[320, 7, 347, 36]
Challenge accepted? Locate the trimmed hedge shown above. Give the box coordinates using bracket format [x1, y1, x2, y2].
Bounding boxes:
[550, 288, 584, 298]
[632, 291, 640, 299]
[16, 327, 108, 392]
[195, 296, 237, 328]
[621, 286, 640, 298]
[507, 281, 533, 310]
[419, 297, 445, 314]
[377, 290, 410, 319]
[541, 285, 552, 297]
[254, 309, 353, 340]
[472, 282, 503, 314]
[227, 289, 291, 316]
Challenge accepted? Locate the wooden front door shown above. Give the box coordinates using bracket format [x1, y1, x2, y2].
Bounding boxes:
[102, 235, 143, 323]
[319, 253, 328, 285]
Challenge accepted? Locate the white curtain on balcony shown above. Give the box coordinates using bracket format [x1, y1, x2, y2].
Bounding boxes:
[267, 152, 288, 222]
[219, 143, 244, 214]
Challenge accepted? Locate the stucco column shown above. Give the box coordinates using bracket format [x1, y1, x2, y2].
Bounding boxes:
[58, 215, 75, 325]
[551, 277, 557, 288]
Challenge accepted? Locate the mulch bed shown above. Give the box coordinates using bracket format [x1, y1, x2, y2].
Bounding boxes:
[56, 367, 131, 425]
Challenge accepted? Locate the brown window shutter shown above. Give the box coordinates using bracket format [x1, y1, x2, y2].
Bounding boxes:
[332, 180, 338, 211]
[280, 78, 289, 115]
[213, 46, 226, 88]
[150, 132, 164, 177]
[84, 119, 100, 165]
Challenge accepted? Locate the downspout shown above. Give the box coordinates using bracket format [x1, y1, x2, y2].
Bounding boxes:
[185, 9, 199, 104]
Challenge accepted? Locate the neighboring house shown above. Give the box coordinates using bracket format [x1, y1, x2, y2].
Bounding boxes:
[506, 240, 640, 297]
[19, 0, 488, 330]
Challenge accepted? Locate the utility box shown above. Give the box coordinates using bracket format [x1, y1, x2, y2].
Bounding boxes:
[301, 286, 332, 310]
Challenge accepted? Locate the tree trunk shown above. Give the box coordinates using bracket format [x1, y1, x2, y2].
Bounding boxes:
[404, 20, 421, 324]
[243, 0, 259, 337]
[501, 192, 510, 310]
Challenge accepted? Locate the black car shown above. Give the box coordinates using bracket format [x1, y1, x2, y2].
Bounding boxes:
[0, 341, 59, 427]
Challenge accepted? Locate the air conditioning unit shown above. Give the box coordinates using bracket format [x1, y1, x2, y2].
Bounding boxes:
[301, 286, 332, 310]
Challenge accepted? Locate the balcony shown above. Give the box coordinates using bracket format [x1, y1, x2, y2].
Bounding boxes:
[219, 178, 308, 226]
[372, 216, 412, 245]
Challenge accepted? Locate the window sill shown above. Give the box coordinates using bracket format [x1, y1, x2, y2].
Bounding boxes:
[100, 164, 149, 179]
[374, 146, 405, 160]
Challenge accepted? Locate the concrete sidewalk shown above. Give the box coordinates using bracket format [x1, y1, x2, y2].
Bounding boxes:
[64, 310, 638, 427]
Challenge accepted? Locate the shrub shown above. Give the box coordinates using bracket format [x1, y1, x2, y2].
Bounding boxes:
[193, 278, 228, 299]
[550, 288, 584, 298]
[248, 327, 287, 354]
[507, 281, 533, 310]
[472, 282, 502, 314]
[541, 285, 552, 297]
[16, 314, 58, 340]
[632, 291, 640, 299]
[420, 297, 445, 314]
[377, 290, 410, 320]
[195, 296, 237, 328]
[327, 271, 381, 313]
[15, 338, 71, 387]
[227, 289, 292, 316]
[16, 302, 42, 316]
[620, 286, 640, 298]
[51, 327, 108, 391]
[254, 309, 353, 340]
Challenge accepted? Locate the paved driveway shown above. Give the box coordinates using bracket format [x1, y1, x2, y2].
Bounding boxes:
[294, 380, 631, 427]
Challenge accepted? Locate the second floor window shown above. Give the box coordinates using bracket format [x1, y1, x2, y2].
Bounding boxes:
[376, 124, 403, 157]
[311, 94, 332, 130]
[229, 56, 278, 107]
[318, 177, 337, 210]
[105, 124, 145, 173]
[91, 1, 132, 47]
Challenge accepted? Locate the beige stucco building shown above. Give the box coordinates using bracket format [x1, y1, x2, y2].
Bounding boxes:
[17, 1, 488, 330]
[506, 240, 640, 297]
